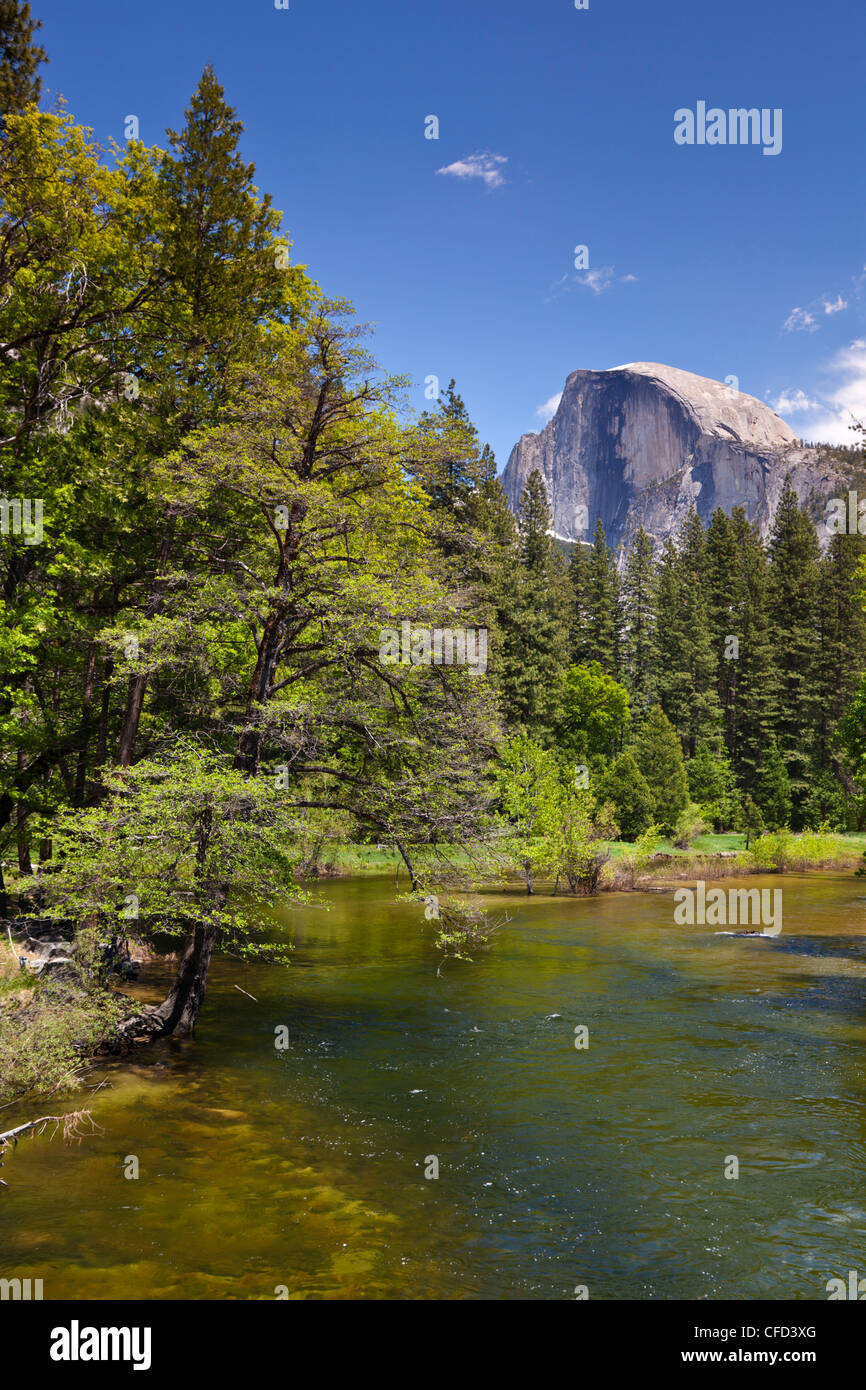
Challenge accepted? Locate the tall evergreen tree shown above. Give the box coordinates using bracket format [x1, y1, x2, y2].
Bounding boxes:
[0, 1, 46, 124]
[495, 471, 569, 738]
[766, 478, 821, 825]
[631, 703, 689, 833]
[575, 518, 620, 675]
[814, 532, 866, 776]
[619, 526, 658, 712]
[727, 509, 777, 790]
[654, 512, 720, 755]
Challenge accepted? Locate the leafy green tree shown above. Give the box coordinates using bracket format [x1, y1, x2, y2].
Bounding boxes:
[814, 532, 866, 777]
[801, 770, 848, 831]
[726, 509, 777, 789]
[496, 734, 561, 893]
[38, 744, 303, 1038]
[552, 780, 610, 894]
[631, 704, 689, 833]
[557, 661, 630, 760]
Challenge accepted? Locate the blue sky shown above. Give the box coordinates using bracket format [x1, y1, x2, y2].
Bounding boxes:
[35, 0, 866, 465]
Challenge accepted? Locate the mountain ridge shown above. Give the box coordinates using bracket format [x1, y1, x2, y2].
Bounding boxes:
[500, 362, 857, 552]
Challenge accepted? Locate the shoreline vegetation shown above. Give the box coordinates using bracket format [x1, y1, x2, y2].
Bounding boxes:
[326, 830, 866, 886]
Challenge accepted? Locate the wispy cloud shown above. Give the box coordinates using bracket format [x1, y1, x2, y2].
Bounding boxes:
[546, 266, 636, 301]
[783, 284, 851, 333]
[773, 339, 866, 445]
[783, 306, 818, 334]
[436, 153, 508, 189]
[577, 266, 616, 294]
[535, 392, 563, 423]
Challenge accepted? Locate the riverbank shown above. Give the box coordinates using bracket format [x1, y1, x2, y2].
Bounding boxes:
[330, 830, 866, 888]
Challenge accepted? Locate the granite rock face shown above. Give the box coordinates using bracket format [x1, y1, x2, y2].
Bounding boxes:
[500, 363, 848, 552]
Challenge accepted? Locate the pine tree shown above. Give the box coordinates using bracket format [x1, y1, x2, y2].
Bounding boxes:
[727, 508, 777, 790]
[766, 478, 820, 825]
[705, 508, 741, 751]
[654, 512, 720, 755]
[814, 532, 866, 776]
[577, 518, 620, 675]
[756, 738, 792, 829]
[495, 471, 569, 738]
[0, 1, 46, 123]
[619, 526, 658, 713]
[567, 539, 590, 663]
[631, 704, 689, 833]
[156, 64, 292, 427]
[596, 751, 654, 840]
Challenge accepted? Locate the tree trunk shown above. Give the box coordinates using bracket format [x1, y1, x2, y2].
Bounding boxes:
[73, 643, 97, 806]
[16, 753, 32, 874]
[117, 513, 177, 767]
[234, 613, 283, 774]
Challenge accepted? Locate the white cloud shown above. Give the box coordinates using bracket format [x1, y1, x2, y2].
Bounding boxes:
[822, 295, 848, 315]
[577, 266, 615, 294]
[777, 339, 866, 445]
[620, 273, 639, 283]
[783, 306, 818, 333]
[769, 388, 822, 414]
[535, 392, 563, 423]
[435, 153, 508, 189]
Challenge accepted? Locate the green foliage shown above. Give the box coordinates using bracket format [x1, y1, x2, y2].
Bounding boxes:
[595, 751, 654, 840]
[0, 0, 46, 122]
[748, 829, 793, 872]
[38, 743, 305, 961]
[672, 802, 708, 850]
[617, 824, 663, 886]
[557, 661, 630, 760]
[687, 739, 741, 831]
[630, 705, 689, 834]
[496, 734, 561, 891]
[0, 977, 126, 1104]
[756, 739, 792, 831]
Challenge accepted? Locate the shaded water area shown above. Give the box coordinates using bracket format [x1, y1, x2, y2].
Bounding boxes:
[2, 873, 866, 1300]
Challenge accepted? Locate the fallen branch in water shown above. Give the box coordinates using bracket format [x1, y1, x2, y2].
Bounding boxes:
[233, 984, 258, 1002]
[0, 1109, 102, 1187]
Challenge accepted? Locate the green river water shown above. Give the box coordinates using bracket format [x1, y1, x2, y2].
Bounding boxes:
[2, 873, 866, 1300]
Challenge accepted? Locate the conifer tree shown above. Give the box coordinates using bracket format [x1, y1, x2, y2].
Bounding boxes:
[596, 750, 654, 840]
[494, 471, 569, 738]
[757, 738, 792, 829]
[631, 704, 689, 833]
[727, 508, 777, 790]
[619, 526, 658, 713]
[814, 532, 866, 776]
[654, 513, 720, 755]
[577, 518, 620, 675]
[0, 0, 46, 124]
[766, 479, 821, 824]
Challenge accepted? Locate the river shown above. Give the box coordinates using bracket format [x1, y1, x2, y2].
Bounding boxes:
[2, 873, 865, 1300]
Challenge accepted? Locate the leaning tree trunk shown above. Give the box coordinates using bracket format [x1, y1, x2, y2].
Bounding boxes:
[119, 919, 218, 1043]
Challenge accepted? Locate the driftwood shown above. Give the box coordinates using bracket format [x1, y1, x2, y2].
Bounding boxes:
[0, 1109, 101, 1187]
